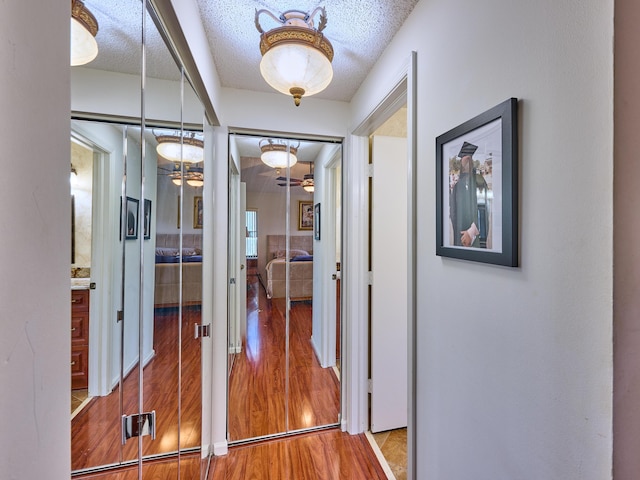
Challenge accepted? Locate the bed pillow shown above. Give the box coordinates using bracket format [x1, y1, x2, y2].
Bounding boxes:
[274, 249, 309, 259]
[156, 247, 179, 256]
[290, 255, 313, 262]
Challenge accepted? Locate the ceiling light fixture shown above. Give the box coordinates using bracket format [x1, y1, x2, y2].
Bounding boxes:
[71, 0, 99, 66]
[168, 163, 204, 187]
[259, 139, 299, 169]
[156, 132, 204, 163]
[255, 7, 334, 107]
[302, 163, 314, 192]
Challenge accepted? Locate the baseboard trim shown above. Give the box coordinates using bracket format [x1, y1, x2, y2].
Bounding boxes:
[213, 440, 228, 456]
[364, 431, 396, 480]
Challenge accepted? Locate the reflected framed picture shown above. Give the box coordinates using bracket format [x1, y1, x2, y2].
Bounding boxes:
[314, 203, 321, 240]
[435, 97, 518, 266]
[123, 196, 138, 240]
[193, 196, 203, 229]
[299, 200, 313, 230]
[144, 199, 152, 240]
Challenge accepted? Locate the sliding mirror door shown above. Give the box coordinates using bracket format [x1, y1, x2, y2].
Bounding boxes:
[227, 133, 342, 444]
[70, 1, 205, 477]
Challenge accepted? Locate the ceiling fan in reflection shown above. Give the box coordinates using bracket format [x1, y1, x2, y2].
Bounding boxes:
[276, 163, 314, 192]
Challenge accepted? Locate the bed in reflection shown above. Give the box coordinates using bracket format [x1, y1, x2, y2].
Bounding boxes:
[265, 235, 313, 300]
[154, 233, 202, 307]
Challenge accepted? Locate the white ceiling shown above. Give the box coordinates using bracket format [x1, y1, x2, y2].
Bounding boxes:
[83, 0, 420, 102]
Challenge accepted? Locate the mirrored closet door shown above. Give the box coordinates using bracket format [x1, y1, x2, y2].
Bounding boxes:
[70, 1, 206, 477]
[227, 132, 343, 444]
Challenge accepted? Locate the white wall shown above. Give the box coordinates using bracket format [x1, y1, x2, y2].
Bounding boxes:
[220, 87, 349, 137]
[0, 3, 71, 479]
[351, 0, 614, 478]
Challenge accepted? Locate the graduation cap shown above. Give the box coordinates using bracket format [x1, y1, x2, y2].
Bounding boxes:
[458, 141, 478, 158]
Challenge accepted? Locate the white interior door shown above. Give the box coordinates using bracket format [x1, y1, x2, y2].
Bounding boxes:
[370, 135, 408, 433]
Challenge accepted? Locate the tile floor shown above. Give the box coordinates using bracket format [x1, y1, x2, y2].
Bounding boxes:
[71, 388, 89, 416]
[372, 428, 407, 480]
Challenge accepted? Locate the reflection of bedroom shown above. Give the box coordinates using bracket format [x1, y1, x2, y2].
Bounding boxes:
[225, 134, 342, 443]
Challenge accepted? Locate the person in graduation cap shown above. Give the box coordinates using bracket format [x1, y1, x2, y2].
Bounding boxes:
[450, 141, 480, 247]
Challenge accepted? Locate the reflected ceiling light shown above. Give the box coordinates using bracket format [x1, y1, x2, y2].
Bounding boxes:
[186, 166, 204, 187]
[259, 139, 298, 169]
[71, 0, 99, 66]
[302, 163, 314, 192]
[156, 133, 204, 163]
[255, 7, 334, 107]
[168, 163, 204, 187]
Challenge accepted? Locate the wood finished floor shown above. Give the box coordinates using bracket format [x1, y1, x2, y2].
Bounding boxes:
[71, 306, 202, 472]
[227, 274, 340, 441]
[208, 429, 388, 480]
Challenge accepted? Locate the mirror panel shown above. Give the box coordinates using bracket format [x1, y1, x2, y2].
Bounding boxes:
[227, 133, 342, 444]
[71, 1, 205, 476]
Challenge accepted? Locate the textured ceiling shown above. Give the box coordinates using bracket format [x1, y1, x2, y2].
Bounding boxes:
[195, 0, 420, 102]
[82, 0, 420, 103]
[79, 1, 416, 191]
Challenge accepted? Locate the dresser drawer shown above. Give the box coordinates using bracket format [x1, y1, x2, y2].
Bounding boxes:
[71, 289, 89, 311]
[71, 345, 88, 390]
[71, 311, 89, 345]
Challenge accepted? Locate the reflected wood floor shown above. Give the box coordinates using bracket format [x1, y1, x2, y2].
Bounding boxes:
[71, 453, 204, 479]
[208, 429, 387, 480]
[71, 307, 202, 472]
[228, 274, 340, 441]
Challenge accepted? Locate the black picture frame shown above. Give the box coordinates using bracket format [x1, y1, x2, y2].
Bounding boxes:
[193, 196, 203, 229]
[314, 203, 321, 240]
[435, 97, 518, 266]
[144, 199, 152, 240]
[124, 196, 139, 240]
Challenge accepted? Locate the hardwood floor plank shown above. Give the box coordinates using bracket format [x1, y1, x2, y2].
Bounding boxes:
[73, 453, 202, 479]
[228, 275, 340, 441]
[208, 430, 387, 480]
[71, 307, 202, 472]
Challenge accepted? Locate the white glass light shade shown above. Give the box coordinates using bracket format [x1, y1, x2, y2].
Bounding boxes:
[260, 44, 333, 100]
[302, 179, 314, 192]
[171, 177, 182, 186]
[156, 138, 204, 163]
[70, 17, 98, 66]
[261, 149, 298, 169]
[187, 178, 204, 187]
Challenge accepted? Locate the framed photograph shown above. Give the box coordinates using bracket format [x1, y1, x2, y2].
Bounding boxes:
[298, 200, 313, 230]
[193, 196, 203, 229]
[435, 97, 518, 266]
[314, 203, 321, 240]
[124, 196, 139, 240]
[143, 199, 152, 240]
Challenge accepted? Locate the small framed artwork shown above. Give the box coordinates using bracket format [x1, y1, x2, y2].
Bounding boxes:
[435, 97, 518, 266]
[314, 203, 321, 240]
[193, 196, 203, 229]
[125, 196, 139, 240]
[143, 199, 152, 240]
[298, 200, 313, 230]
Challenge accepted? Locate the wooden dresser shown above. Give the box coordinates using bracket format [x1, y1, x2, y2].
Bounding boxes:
[71, 288, 89, 390]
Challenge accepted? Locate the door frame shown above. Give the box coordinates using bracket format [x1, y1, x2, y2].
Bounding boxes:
[343, 51, 417, 478]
